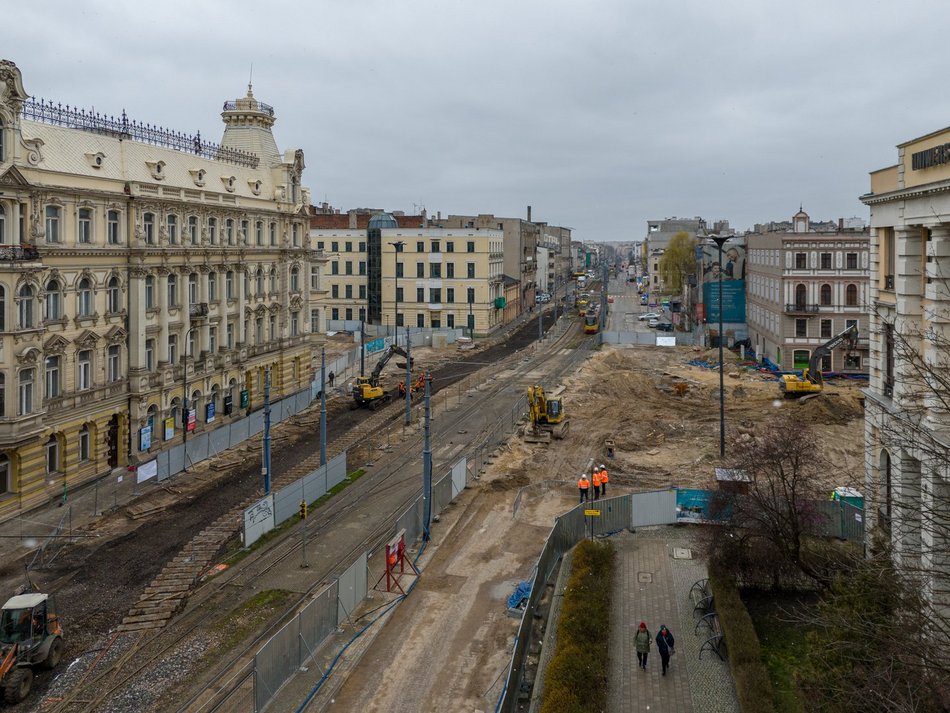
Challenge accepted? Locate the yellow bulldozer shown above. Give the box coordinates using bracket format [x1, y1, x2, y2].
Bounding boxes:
[524, 385, 570, 443]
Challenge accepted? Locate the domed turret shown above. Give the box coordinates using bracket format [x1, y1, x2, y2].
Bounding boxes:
[220, 83, 281, 167]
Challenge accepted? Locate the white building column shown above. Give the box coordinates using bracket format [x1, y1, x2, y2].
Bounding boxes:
[128, 268, 147, 371]
[157, 270, 170, 363]
[198, 266, 210, 354]
[237, 268, 247, 345]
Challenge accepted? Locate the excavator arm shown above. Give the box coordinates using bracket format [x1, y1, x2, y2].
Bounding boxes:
[369, 345, 414, 386]
[806, 324, 858, 385]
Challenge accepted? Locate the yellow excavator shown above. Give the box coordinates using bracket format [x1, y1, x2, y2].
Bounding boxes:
[524, 385, 570, 443]
[780, 324, 858, 399]
[353, 344, 413, 410]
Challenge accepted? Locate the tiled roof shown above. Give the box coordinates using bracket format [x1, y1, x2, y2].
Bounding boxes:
[309, 214, 425, 229]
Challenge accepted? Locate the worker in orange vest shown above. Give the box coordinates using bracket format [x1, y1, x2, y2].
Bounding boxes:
[577, 473, 590, 503]
[591, 468, 602, 500]
[599, 464, 609, 496]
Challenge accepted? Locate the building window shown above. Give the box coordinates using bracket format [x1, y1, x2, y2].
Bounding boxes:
[446, 287, 455, 303]
[292, 224, 300, 246]
[241, 220, 249, 245]
[105, 276, 120, 313]
[416, 262, 425, 278]
[145, 339, 155, 371]
[208, 272, 217, 302]
[46, 435, 60, 474]
[78, 208, 93, 243]
[446, 241, 454, 253]
[46, 206, 61, 243]
[45, 279, 62, 320]
[883, 323, 895, 396]
[467, 241, 475, 253]
[447, 313, 455, 327]
[187, 329, 197, 358]
[269, 222, 277, 246]
[794, 283, 807, 308]
[167, 274, 178, 307]
[395, 262, 404, 278]
[416, 287, 425, 303]
[77, 350, 92, 390]
[18, 368, 33, 415]
[107, 210, 120, 244]
[226, 219, 235, 245]
[395, 313, 403, 327]
[77, 277, 94, 316]
[794, 252, 806, 269]
[45, 355, 60, 398]
[209, 326, 217, 353]
[311, 309, 320, 334]
[188, 216, 198, 245]
[256, 221, 263, 246]
[331, 262, 339, 275]
[331, 308, 339, 320]
[846, 319, 857, 331]
[18, 284, 35, 328]
[467, 263, 476, 279]
[846, 252, 858, 269]
[359, 285, 366, 299]
[188, 273, 198, 305]
[0, 205, 6, 243]
[208, 217, 217, 244]
[331, 284, 339, 299]
[446, 263, 455, 278]
[820, 252, 832, 269]
[344, 284, 352, 299]
[79, 425, 91, 462]
[167, 214, 178, 244]
[255, 269, 264, 296]
[395, 287, 403, 302]
[467, 287, 475, 304]
[225, 271, 234, 300]
[145, 275, 155, 309]
[269, 315, 277, 340]
[143, 212, 155, 244]
[795, 318, 807, 338]
[416, 313, 424, 328]
[168, 334, 178, 364]
[269, 268, 277, 293]
[819, 284, 832, 306]
[310, 266, 319, 291]
[793, 349, 810, 370]
[430, 288, 441, 303]
[820, 319, 832, 339]
[291, 311, 299, 336]
[344, 260, 353, 276]
[416, 241, 424, 253]
[290, 267, 299, 292]
[430, 263, 441, 278]
[331, 241, 339, 252]
[255, 318, 264, 343]
[108, 345, 120, 382]
[845, 284, 858, 306]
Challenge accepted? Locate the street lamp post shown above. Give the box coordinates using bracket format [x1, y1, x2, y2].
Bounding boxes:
[709, 235, 729, 458]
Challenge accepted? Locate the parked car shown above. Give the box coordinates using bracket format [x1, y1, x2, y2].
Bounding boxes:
[638, 312, 660, 321]
[648, 318, 660, 328]
[655, 322, 674, 332]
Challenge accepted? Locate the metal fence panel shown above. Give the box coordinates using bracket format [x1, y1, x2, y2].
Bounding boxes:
[229, 416, 250, 446]
[156, 450, 171, 481]
[209, 426, 231, 459]
[302, 463, 328, 502]
[337, 552, 368, 625]
[839, 501, 865, 542]
[632, 489, 677, 527]
[167, 444, 185, 477]
[591, 494, 632, 536]
[299, 583, 339, 666]
[432, 472, 453, 515]
[243, 494, 275, 547]
[185, 433, 209, 466]
[451, 458, 467, 498]
[255, 621, 299, 712]
[326, 452, 347, 489]
[273, 478, 304, 526]
[247, 410, 264, 437]
[396, 498, 424, 546]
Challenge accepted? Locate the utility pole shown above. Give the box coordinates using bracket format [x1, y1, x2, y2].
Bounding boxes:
[359, 320, 365, 377]
[422, 372, 432, 542]
[262, 366, 271, 495]
[710, 235, 729, 458]
[405, 326, 412, 425]
[320, 346, 327, 466]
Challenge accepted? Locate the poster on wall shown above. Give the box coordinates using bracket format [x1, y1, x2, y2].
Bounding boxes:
[206, 402, 215, 423]
[186, 409, 197, 432]
[701, 240, 746, 323]
[139, 425, 151, 451]
[163, 417, 175, 441]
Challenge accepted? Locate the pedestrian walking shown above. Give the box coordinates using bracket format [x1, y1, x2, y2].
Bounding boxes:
[634, 621, 651, 670]
[577, 473, 590, 503]
[600, 464, 609, 496]
[591, 468, 602, 500]
[655, 624, 675, 676]
[328, 371, 335, 387]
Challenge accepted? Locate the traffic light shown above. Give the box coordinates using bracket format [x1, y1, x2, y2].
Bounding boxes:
[299, 500, 308, 519]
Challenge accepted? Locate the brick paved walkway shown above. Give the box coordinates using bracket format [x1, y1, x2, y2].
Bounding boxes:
[609, 529, 739, 713]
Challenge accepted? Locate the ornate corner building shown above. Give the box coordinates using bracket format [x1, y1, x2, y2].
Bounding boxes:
[0, 60, 323, 519]
[862, 126, 950, 618]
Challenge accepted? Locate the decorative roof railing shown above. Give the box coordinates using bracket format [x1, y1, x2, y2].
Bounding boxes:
[21, 98, 260, 169]
[222, 99, 275, 116]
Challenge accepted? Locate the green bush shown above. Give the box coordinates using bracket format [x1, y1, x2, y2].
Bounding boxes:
[708, 564, 776, 713]
[539, 540, 614, 713]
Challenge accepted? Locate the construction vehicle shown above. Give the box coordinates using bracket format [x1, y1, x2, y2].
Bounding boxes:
[524, 385, 570, 443]
[352, 344, 413, 410]
[0, 592, 64, 704]
[780, 324, 858, 399]
[583, 307, 600, 334]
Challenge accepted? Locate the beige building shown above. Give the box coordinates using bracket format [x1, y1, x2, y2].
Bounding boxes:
[862, 125, 950, 617]
[745, 210, 870, 372]
[0, 60, 320, 518]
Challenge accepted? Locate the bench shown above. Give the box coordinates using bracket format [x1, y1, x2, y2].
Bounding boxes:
[697, 612, 725, 661]
[689, 578, 714, 615]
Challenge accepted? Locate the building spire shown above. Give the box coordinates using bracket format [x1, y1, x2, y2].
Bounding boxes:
[247, 62, 254, 98]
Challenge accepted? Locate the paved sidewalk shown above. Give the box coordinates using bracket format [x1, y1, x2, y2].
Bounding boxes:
[609, 529, 739, 713]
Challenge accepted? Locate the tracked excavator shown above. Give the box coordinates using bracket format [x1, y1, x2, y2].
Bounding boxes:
[523, 385, 570, 444]
[780, 323, 858, 399]
[353, 344, 414, 410]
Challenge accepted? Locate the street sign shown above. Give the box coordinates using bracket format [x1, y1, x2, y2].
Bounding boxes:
[584, 509, 601, 516]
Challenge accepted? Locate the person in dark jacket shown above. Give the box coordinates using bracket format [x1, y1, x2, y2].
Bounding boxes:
[655, 624, 675, 675]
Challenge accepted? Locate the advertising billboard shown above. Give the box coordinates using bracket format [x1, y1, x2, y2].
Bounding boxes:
[701, 240, 746, 323]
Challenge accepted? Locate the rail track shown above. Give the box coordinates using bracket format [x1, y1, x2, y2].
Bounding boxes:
[39, 313, 590, 713]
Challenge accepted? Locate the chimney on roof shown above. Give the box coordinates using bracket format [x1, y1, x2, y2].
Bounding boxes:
[348, 211, 357, 230]
[838, 218, 843, 231]
[527, 205, 532, 222]
[437, 211, 441, 221]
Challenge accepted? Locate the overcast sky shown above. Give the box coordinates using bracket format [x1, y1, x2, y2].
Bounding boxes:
[5, 1, 948, 242]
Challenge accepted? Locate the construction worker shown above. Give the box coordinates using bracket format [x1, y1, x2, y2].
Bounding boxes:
[600, 464, 609, 496]
[577, 473, 590, 503]
[591, 468, 602, 500]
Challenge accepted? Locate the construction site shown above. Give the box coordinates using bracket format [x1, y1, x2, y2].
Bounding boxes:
[0, 294, 867, 712]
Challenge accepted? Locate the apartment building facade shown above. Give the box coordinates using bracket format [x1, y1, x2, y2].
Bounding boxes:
[745, 210, 870, 372]
[0, 60, 319, 517]
[862, 126, 950, 617]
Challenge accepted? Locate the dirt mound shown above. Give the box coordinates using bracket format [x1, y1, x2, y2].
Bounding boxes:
[796, 391, 864, 425]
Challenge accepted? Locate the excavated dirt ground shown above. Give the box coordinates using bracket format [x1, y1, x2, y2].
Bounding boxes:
[329, 344, 867, 711]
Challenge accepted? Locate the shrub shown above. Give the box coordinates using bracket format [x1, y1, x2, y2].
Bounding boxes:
[539, 540, 614, 713]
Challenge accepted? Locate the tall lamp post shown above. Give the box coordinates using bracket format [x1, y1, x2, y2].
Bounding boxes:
[709, 235, 729, 458]
[390, 241, 405, 337]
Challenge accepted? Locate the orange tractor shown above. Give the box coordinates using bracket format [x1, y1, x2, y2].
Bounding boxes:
[1, 592, 64, 703]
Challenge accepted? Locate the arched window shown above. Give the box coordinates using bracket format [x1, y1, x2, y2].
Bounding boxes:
[210, 383, 220, 419]
[78, 424, 91, 462]
[256, 269, 264, 296]
[77, 277, 93, 317]
[290, 266, 299, 292]
[107, 276, 121, 313]
[208, 217, 217, 245]
[46, 434, 61, 474]
[18, 284, 34, 328]
[145, 275, 155, 309]
[269, 268, 277, 293]
[45, 279, 61, 320]
[226, 219, 234, 246]
[166, 214, 178, 244]
[188, 216, 198, 245]
[846, 284, 858, 306]
[269, 222, 277, 246]
[191, 389, 202, 421]
[187, 328, 196, 358]
[794, 283, 807, 309]
[145, 404, 158, 448]
[819, 284, 832, 306]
